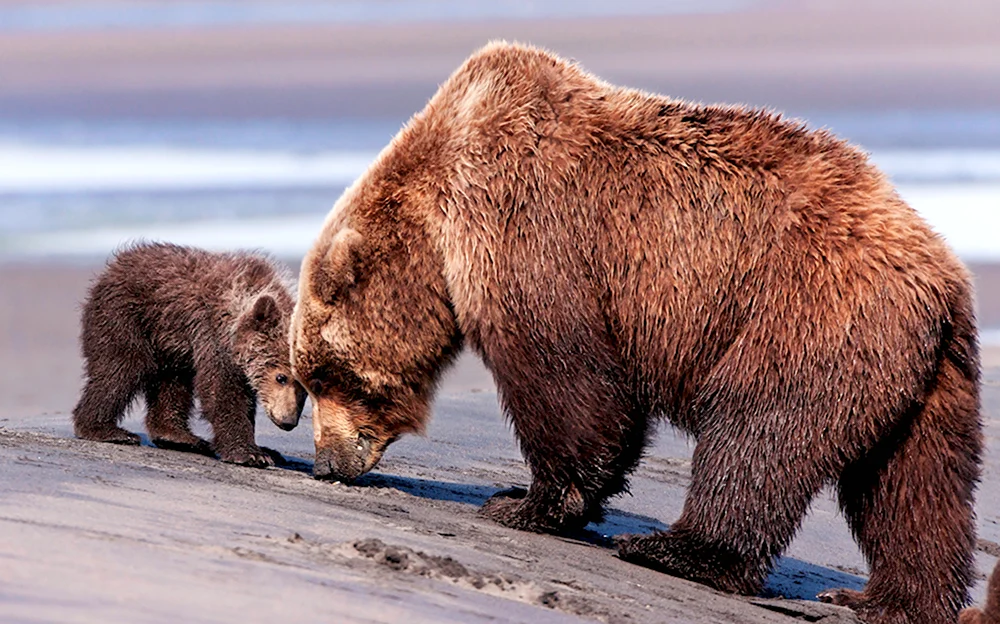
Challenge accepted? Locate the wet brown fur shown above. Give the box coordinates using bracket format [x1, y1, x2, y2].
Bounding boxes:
[291, 42, 983, 622]
[74, 242, 306, 467]
[960, 563, 1000, 624]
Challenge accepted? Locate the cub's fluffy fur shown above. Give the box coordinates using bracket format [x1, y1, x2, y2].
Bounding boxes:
[74, 242, 305, 467]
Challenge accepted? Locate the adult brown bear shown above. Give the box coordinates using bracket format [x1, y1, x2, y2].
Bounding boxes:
[290, 42, 983, 623]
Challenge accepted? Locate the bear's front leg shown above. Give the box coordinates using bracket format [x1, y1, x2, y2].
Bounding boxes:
[616, 530, 758, 595]
[194, 359, 274, 469]
[480, 484, 594, 534]
[479, 355, 651, 535]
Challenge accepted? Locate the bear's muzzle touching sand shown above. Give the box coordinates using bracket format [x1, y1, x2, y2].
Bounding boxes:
[309, 394, 381, 482]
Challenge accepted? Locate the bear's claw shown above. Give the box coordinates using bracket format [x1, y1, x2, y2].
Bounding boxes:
[218, 445, 275, 468]
[479, 487, 550, 532]
[816, 588, 865, 607]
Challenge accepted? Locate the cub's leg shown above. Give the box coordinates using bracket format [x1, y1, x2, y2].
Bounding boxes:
[194, 357, 272, 468]
[145, 367, 212, 456]
[73, 374, 143, 445]
[73, 312, 150, 445]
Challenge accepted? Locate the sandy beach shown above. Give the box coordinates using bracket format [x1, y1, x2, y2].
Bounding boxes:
[2, 1, 1000, 621]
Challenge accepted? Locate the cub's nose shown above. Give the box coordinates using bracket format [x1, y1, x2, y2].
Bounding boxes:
[268, 409, 300, 431]
[275, 417, 298, 431]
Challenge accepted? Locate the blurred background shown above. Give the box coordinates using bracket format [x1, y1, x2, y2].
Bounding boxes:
[1, 1, 999, 259]
[0, 0, 998, 412]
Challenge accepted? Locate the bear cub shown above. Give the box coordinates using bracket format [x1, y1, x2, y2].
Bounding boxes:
[960, 562, 1000, 624]
[73, 242, 306, 468]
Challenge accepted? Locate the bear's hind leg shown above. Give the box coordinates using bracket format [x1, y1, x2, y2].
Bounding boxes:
[145, 368, 212, 456]
[73, 340, 151, 445]
[820, 357, 979, 624]
[618, 419, 828, 595]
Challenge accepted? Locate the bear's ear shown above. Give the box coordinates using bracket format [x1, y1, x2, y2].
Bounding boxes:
[243, 294, 281, 332]
[312, 228, 365, 305]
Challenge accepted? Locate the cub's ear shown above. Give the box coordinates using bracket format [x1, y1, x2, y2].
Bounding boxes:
[311, 228, 365, 304]
[241, 294, 281, 332]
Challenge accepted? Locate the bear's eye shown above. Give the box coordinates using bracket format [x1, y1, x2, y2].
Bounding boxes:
[275, 374, 288, 385]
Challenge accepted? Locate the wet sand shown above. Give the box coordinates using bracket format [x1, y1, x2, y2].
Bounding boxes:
[1, 260, 998, 622]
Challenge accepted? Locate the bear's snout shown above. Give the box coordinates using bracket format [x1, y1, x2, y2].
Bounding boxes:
[313, 436, 372, 483]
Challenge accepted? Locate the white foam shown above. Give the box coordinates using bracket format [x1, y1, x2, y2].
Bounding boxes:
[4, 214, 328, 258]
[6, 183, 997, 261]
[1, 144, 998, 261]
[871, 149, 1000, 183]
[0, 143, 375, 193]
[1, 144, 1000, 194]
[896, 183, 1000, 261]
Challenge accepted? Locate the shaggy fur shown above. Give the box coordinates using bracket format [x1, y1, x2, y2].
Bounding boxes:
[960, 563, 1000, 624]
[74, 242, 306, 467]
[290, 42, 982, 623]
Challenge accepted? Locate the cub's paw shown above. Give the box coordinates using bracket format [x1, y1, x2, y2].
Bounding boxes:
[78, 427, 141, 446]
[218, 445, 275, 468]
[816, 588, 865, 607]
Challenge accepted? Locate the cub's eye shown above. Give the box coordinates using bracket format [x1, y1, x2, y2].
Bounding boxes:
[275, 374, 288, 385]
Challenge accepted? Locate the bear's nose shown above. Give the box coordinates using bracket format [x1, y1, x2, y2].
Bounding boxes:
[268, 407, 300, 431]
[312, 443, 368, 483]
[313, 455, 336, 480]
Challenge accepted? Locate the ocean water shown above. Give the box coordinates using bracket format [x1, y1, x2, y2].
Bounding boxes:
[1, 116, 998, 258]
[0, 113, 997, 346]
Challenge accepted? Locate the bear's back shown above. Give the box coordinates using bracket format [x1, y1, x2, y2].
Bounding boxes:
[86, 243, 292, 359]
[419, 43, 971, 429]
